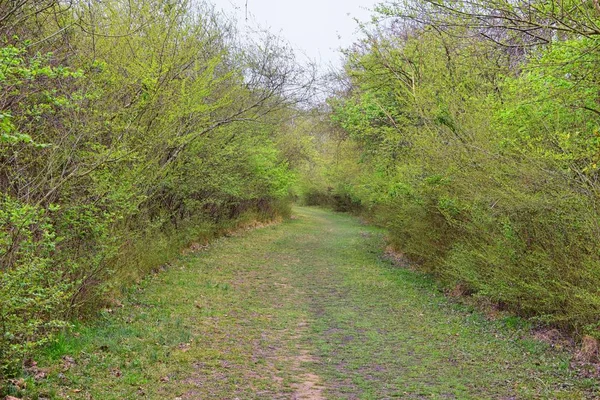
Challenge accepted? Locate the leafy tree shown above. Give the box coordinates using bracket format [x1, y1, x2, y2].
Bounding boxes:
[0, 0, 311, 378]
[316, 0, 600, 336]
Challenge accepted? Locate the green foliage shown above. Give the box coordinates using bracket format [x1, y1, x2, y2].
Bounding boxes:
[0, 0, 305, 379]
[318, 2, 600, 336]
[0, 196, 71, 374]
[0, 44, 80, 147]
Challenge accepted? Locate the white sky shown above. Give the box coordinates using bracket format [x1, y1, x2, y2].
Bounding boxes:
[211, 0, 380, 70]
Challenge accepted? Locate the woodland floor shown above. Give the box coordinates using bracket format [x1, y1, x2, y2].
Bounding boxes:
[18, 207, 599, 399]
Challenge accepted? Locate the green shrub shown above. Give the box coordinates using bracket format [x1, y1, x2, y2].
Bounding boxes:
[0, 0, 302, 378]
[323, 8, 600, 336]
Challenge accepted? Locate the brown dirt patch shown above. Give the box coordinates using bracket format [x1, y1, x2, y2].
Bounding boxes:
[291, 372, 324, 400]
[285, 321, 325, 399]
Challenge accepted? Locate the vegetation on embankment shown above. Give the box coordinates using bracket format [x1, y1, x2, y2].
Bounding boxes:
[5, 207, 597, 399]
[0, 0, 311, 378]
[297, 1, 600, 341]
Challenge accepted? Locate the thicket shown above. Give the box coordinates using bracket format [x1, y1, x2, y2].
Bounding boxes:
[0, 0, 311, 377]
[309, 0, 600, 337]
[289, 109, 362, 212]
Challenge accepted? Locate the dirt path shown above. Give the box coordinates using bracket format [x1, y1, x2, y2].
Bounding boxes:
[24, 207, 596, 399]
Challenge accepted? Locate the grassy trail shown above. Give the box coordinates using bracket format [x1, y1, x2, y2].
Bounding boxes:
[23, 207, 596, 399]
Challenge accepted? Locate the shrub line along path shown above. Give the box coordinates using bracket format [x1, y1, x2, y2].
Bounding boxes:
[29, 207, 595, 399]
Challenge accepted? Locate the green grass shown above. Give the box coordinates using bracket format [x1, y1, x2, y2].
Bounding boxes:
[9, 207, 597, 399]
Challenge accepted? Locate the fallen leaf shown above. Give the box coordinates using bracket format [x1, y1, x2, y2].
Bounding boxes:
[34, 370, 47, 380]
[177, 342, 191, 352]
[62, 355, 76, 371]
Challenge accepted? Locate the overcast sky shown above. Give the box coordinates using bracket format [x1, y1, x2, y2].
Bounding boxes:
[210, 0, 380, 70]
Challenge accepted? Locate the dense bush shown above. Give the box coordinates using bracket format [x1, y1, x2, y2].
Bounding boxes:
[311, 0, 600, 336]
[0, 0, 308, 376]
